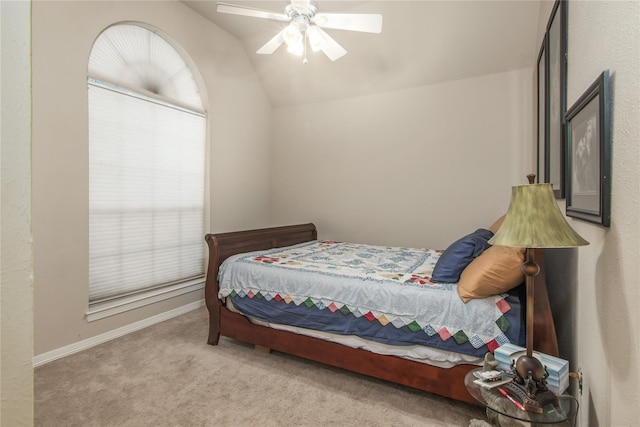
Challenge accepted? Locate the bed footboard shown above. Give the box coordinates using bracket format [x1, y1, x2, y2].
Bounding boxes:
[204, 223, 317, 344]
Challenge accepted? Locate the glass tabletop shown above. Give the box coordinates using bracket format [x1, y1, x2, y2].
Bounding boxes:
[464, 368, 578, 424]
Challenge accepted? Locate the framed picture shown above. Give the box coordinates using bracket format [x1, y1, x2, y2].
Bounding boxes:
[566, 70, 611, 227]
[536, 36, 547, 183]
[546, 0, 567, 198]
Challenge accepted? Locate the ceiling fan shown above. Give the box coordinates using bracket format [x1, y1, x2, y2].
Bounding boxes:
[216, 0, 383, 62]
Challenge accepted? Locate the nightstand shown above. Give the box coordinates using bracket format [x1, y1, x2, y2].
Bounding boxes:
[465, 368, 578, 426]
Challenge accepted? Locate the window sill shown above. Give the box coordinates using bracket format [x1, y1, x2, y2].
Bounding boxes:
[86, 278, 204, 322]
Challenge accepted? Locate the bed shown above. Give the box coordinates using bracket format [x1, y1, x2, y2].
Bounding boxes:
[204, 223, 559, 405]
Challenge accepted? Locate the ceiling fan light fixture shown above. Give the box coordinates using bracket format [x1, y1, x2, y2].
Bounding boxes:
[286, 39, 304, 56]
[306, 25, 325, 52]
[283, 21, 302, 46]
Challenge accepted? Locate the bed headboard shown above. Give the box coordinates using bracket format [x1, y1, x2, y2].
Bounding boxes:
[205, 223, 317, 265]
[530, 248, 559, 357]
[204, 223, 317, 344]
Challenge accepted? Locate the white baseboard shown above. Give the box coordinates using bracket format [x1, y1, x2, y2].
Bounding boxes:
[33, 299, 205, 367]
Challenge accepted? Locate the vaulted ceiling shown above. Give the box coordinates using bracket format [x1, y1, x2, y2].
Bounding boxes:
[182, 1, 543, 108]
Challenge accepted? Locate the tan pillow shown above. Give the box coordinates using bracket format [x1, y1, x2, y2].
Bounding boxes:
[457, 245, 525, 303]
[488, 214, 506, 234]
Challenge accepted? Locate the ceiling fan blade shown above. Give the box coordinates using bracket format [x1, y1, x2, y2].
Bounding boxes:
[313, 13, 383, 34]
[315, 27, 347, 61]
[216, 3, 289, 22]
[256, 30, 285, 55]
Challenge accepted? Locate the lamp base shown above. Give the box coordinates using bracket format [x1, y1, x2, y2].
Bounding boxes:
[507, 354, 558, 413]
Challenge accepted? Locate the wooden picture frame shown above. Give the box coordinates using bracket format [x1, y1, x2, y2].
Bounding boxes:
[546, 0, 567, 198]
[566, 71, 611, 227]
[536, 36, 547, 183]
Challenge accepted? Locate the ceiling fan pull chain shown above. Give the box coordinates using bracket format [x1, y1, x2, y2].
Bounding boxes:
[303, 31, 309, 64]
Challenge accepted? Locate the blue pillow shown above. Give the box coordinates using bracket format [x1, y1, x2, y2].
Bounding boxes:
[431, 228, 494, 283]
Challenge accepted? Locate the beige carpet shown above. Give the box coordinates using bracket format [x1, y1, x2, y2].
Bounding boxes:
[35, 307, 488, 426]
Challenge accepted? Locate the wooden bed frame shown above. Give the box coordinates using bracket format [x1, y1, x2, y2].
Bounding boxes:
[204, 223, 559, 405]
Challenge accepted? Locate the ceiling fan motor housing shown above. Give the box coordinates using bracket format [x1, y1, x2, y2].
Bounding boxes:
[287, 0, 318, 17]
[286, 1, 317, 30]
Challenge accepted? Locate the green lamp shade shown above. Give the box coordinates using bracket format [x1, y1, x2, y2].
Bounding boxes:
[488, 183, 589, 248]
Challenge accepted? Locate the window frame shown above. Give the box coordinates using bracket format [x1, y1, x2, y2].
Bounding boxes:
[86, 24, 207, 321]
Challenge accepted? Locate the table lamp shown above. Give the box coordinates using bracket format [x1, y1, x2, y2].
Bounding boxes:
[488, 174, 589, 412]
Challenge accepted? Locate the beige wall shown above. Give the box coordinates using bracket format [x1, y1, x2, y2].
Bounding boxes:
[535, 1, 640, 425]
[271, 69, 534, 249]
[568, 2, 640, 425]
[31, 0, 272, 355]
[1, 1, 34, 424]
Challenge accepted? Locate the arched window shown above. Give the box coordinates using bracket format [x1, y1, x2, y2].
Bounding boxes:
[87, 23, 206, 320]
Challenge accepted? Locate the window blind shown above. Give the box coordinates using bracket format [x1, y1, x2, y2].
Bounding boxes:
[88, 82, 205, 303]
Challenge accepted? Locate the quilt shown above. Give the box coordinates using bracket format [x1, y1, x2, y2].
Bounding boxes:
[218, 240, 523, 355]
